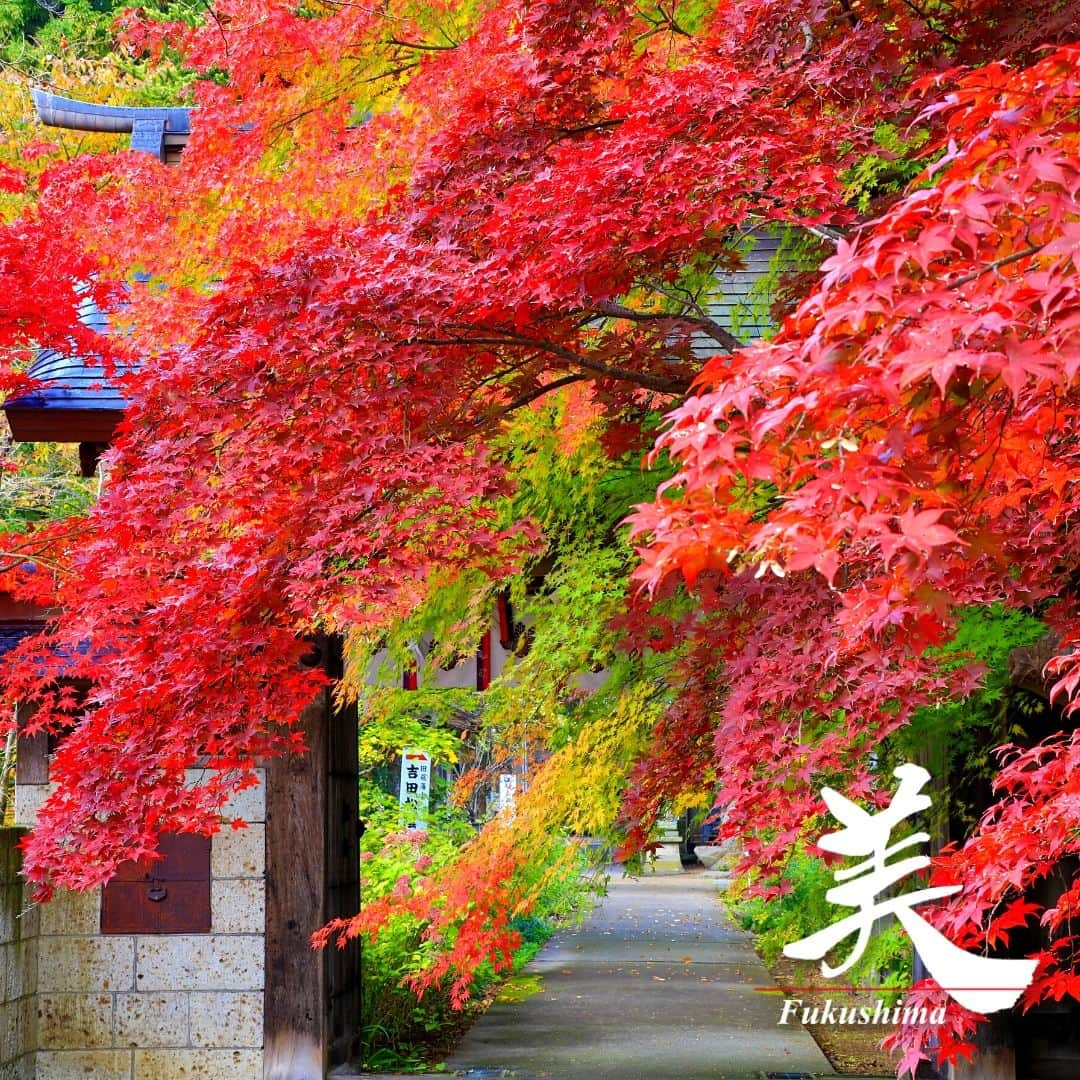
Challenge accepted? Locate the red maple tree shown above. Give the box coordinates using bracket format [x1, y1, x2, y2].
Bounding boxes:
[631, 43, 1080, 1072]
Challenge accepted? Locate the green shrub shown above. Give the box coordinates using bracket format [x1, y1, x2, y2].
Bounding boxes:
[359, 786, 471, 1067]
[359, 783, 592, 1068]
[731, 846, 912, 994]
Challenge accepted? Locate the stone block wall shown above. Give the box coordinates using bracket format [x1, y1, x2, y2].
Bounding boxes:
[0, 828, 37, 1080]
[16, 769, 267, 1080]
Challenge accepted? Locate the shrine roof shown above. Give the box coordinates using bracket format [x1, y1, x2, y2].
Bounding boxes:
[31, 89, 191, 135]
[0, 623, 40, 660]
[2, 299, 130, 445]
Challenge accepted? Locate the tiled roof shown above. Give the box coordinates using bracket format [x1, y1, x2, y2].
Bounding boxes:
[4, 90, 192, 447]
[0, 622, 40, 660]
[3, 297, 130, 444]
[11, 347, 128, 415]
[692, 227, 820, 358]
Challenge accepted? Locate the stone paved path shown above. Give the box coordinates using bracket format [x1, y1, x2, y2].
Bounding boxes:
[444, 868, 839, 1080]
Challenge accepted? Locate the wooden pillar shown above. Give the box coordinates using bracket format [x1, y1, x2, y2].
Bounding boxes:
[14, 731, 47, 786]
[326, 695, 360, 1063]
[950, 1016, 1016, 1080]
[264, 639, 331, 1080]
[264, 639, 359, 1079]
[13, 704, 48, 829]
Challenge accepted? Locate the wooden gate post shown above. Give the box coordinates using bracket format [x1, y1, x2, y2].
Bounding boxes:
[264, 638, 359, 1079]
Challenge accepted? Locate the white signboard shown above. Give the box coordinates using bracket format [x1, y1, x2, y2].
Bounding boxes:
[399, 749, 432, 830]
[497, 773, 517, 818]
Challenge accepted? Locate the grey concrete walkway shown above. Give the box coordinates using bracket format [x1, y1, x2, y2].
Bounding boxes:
[445, 868, 838, 1080]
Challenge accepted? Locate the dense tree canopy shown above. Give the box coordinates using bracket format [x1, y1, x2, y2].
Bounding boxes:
[0, 1, 1078, 1072]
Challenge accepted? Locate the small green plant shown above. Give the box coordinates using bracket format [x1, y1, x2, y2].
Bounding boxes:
[841, 123, 932, 212]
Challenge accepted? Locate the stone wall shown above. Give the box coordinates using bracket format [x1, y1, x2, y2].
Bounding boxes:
[0, 828, 37, 1080]
[17, 770, 266, 1080]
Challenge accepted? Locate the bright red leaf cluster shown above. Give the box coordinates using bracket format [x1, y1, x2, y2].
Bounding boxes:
[0, 0, 925, 891]
[631, 45, 1080, 1070]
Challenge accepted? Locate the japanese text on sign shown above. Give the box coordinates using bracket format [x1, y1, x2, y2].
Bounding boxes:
[399, 748, 432, 830]
[497, 772, 517, 819]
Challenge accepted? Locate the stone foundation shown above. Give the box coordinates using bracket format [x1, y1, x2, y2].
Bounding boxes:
[11, 771, 266, 1079]
[0, 828, 37, 1080]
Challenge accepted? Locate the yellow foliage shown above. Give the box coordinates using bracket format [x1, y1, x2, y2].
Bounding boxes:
[0, 57, 151, 220]
[491, 679, 663, 844]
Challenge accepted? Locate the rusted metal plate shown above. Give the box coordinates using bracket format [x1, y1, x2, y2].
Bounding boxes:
[111, 832, 209, 882]
[102, 833, 211, 934]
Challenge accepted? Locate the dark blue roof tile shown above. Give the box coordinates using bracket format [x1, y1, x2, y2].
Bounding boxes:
[0, 623, 40, 659]
[3, 296, 130, 444]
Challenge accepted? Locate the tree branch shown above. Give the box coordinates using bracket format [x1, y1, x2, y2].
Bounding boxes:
[594, 300, 747, 353]
[412, 331, 691, 395]
[472, 331, 693, 394]
[491, 373, 590, 418]
[553, 119, 623, 137]
[0, 552, 67, 575]
[946, 244, 1047, 292]
[387, 37, 457, 51]
[806, 224, 845, 246]
[836, 0, 859, 26]
[896, 0, 961, 44]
